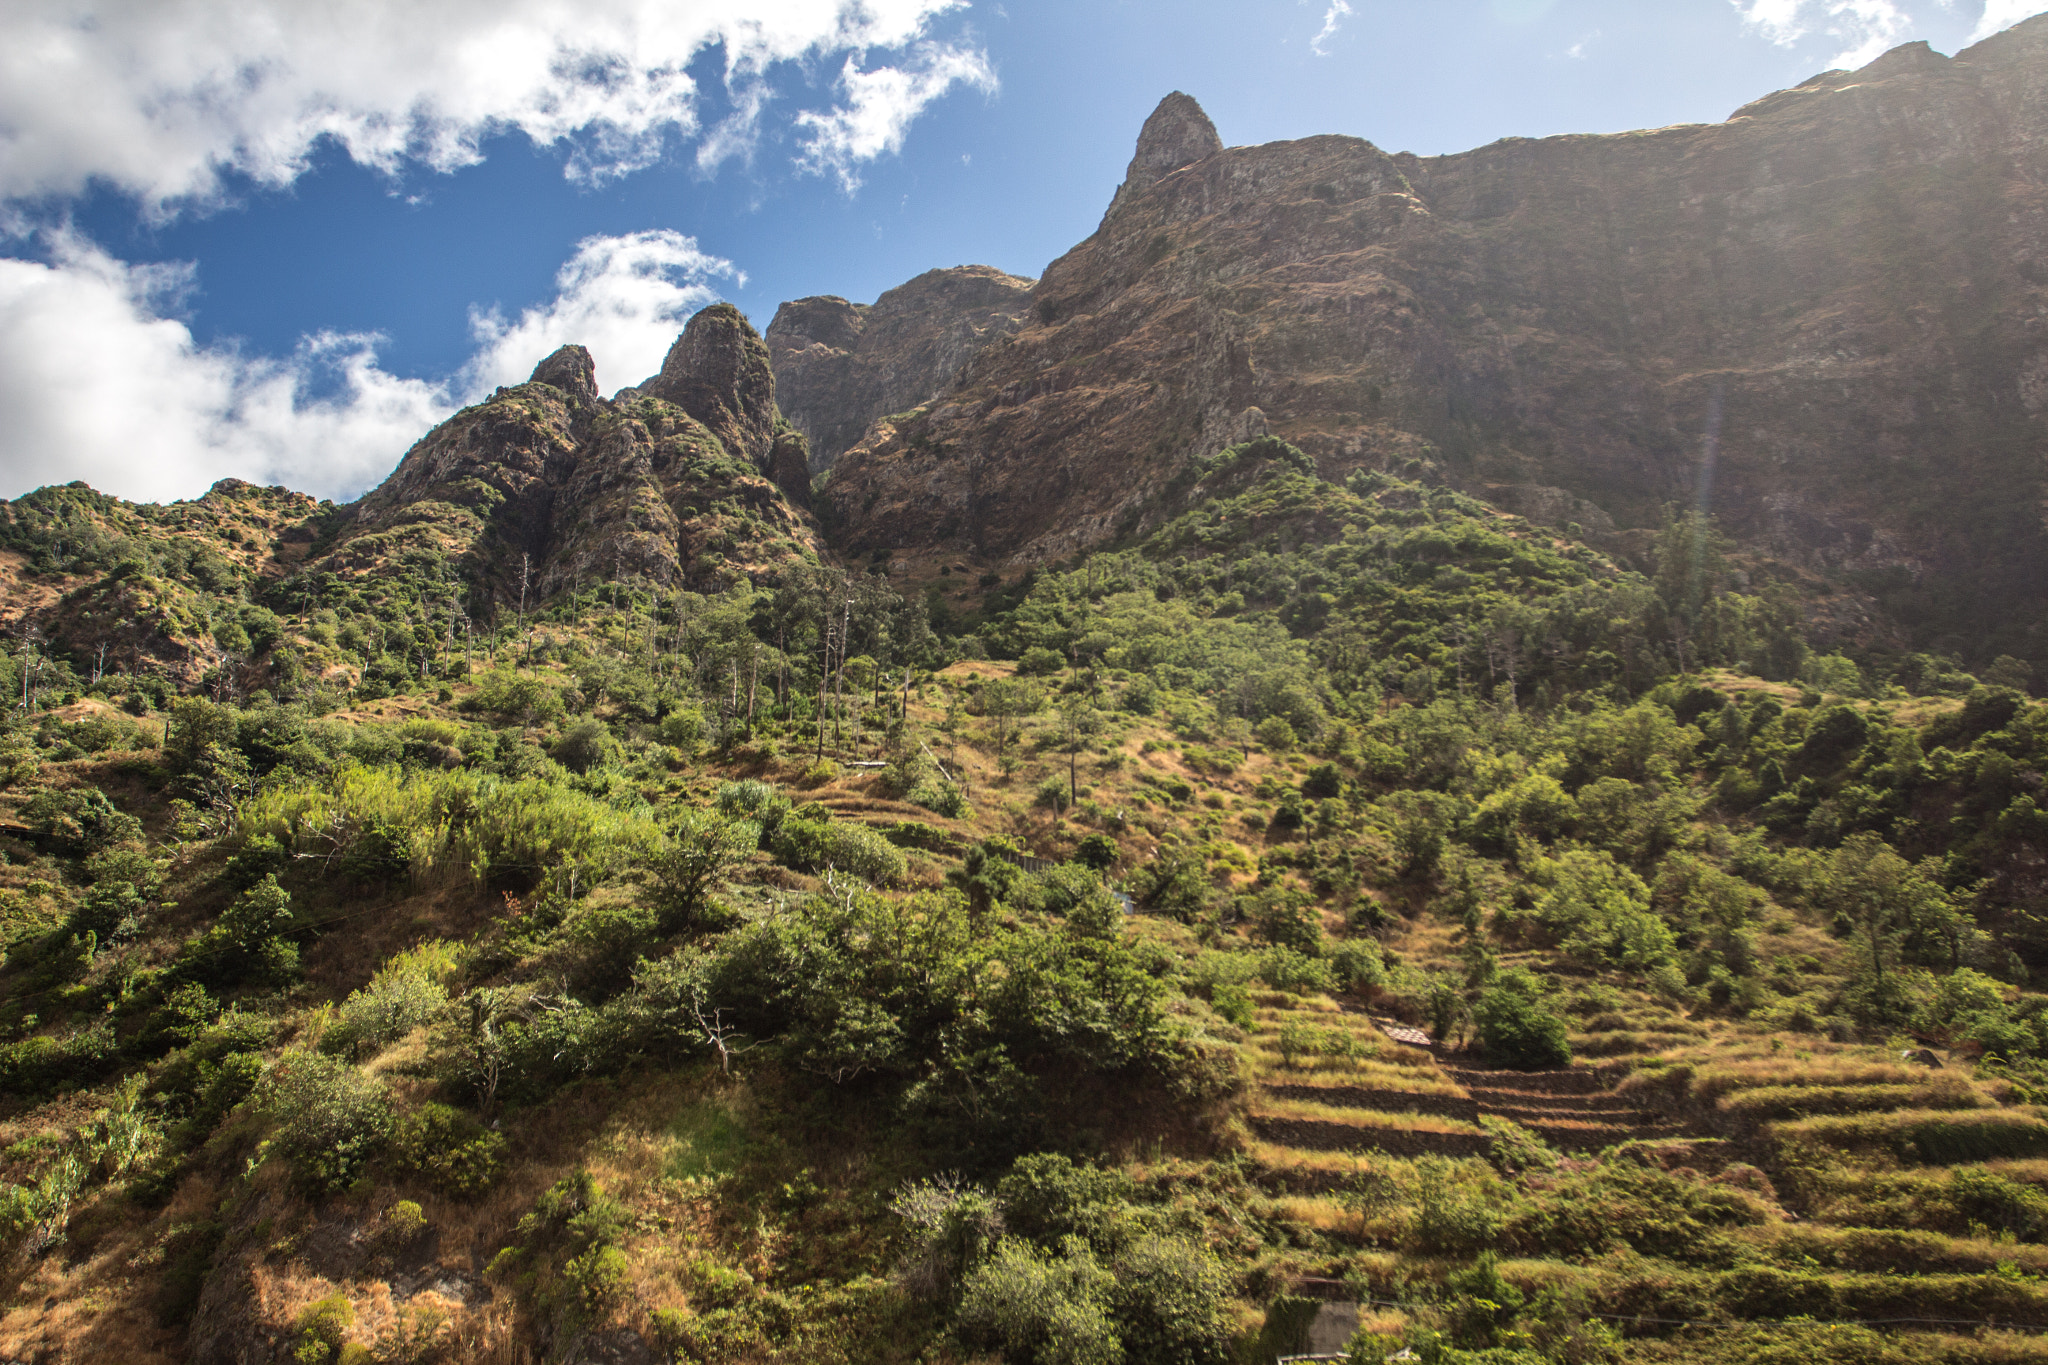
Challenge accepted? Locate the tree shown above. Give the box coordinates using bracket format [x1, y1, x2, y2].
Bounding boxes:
[1058, 696, 1101, 810]
[641, 812, 760, 933]
[1473, 970, 1572, 1069]
[1826, 833, 1961, 1026]
[978, 678, 1043, 759]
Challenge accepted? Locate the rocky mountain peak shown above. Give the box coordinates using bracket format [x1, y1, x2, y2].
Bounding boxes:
[639, 302, 778, 469]
[1107, 91, 1223, 217]
[529, 343, 598, 406]
[766, 265, 1034, 470]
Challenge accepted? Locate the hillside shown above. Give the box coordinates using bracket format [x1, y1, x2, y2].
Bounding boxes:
[813, 20, 2048, 667]
[1, 429, 2047, 1363]
[4, 28, 2048, 1365]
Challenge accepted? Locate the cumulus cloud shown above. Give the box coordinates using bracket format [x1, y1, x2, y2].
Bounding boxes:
[0, 0, 986, 213]
[1728, 0, 1912, 67]
[1310, 2, 1354, 57]
[1969, 0, 2048, 40]
[464, 230, 738, 394]
[0, 229, 738, 504]
[794, 42, 997, 190]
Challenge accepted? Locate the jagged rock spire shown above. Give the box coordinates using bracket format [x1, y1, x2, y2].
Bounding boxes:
[640, 303, 778, 470]
[1106, 91, 1222, 217]
[529, 344, 597, 405]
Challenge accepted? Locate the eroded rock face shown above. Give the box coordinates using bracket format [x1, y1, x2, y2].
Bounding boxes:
[821, 31, 2048, 652]
[766, 265, 1035, 469]
[324, 306, 818, 600]
[1105, 89, 1225, 219]
[530, 343, 599, 407]
[638, 302, 778, 469]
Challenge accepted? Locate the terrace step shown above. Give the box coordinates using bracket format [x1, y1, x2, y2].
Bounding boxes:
[1523, 1120, 1679, 1152]
[1446, 1066, 1622, 1096]
[1461, 1092, 1644, 1116]
[1265, 1084, 1480, 1122]
[1480, 1103, 1656, 1127]
[1249, 1114, 1491, 1159]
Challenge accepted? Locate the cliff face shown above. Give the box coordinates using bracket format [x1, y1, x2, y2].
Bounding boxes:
[819, 20, 2048, 656]
[326, 308, 819, 601]
[766, 264, 1035, 470]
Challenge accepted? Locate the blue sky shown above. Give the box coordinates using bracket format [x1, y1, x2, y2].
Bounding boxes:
[1, 0, 2041, 504]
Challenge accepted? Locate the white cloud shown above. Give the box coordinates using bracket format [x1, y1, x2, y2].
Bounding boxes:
[1969, 0, 2048, 40]
[1566, 29, 1603, 58]
[0, 0, 984, 214]
[794, 42, 997, 190]
[1311, 1, 1354, 56]
[1729, 0, 1913, 67]
[0, 229, 739, 504]
[464, 230, 737, 394]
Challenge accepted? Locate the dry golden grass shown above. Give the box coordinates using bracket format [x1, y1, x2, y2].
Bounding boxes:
[1266, 1194, 1362, 1233]
[1241, 1140, 1381, 1178]
[1248, 1056, 1465, 1095]
[1248, 1097, 1483, 1135]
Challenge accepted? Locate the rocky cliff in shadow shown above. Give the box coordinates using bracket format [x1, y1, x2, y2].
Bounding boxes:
[766, 265, 1034, 471]
[812, 25, 2048, 659]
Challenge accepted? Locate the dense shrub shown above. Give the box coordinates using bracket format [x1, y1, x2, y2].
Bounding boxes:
[769, 817, 907, 885]
[256, 1051, 393, 1195]
[394, 1103, 506, 1197]
[1472, 970, 1572, 1070]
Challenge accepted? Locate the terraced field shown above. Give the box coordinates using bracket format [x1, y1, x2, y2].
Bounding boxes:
[1242, 995, 1683, 1177]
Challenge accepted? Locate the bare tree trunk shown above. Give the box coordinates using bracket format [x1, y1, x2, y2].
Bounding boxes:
[746, 645, 758, 734]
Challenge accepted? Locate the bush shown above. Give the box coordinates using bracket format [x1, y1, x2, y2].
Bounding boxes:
[1473, 971, 1572, 1070]
[293, 1293, 357, 1363]
[1409, 1154, 1510, 1253]
[21, 785, 143, 854]
[323, 942, 456, 1059]
[1254, 715, 1296, 753]
[1328, 940, 1387, 995]
[1258, 947, 1335, 995]
[550, 717, 619, 774]
[223, 833, 287, 890]
[658, 708, 705, 754]
[1301, 763, 1343, 799]
[910, 779, 970, 818]
[393, 1103, 507, 1197]
[956, 1238, 1121, 1365]
[1113, 1234, 1231, 1365]
[1074, 834, 1118, 871]
[1018, 647, 1066, 677]
[770, 817, 907, 885]
[996, 1155, 1136, 1249]
[892, 1176, 1006, 1300]
[256, 1052, 393, 1195]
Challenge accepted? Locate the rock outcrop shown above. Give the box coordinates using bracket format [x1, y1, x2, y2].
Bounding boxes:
[325, 307, 818, 600]
[766, 265, 1035, 469]
[1104, 89, 1225, 220]
[635, 303, 779, 470]
[818, 20, 2048, 658]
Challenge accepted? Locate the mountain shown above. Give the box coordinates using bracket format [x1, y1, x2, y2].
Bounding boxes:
[765, 264, 1035, 471]
[334, 303, 819, 600]
[13, 39, 2048, 1365]
[808, 20, 2048, 664]
[0, 305, 821, 683]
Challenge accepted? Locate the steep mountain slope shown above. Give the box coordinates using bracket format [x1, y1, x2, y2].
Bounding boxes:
[815, 22, 2048, 662]
[334, 303, 820, 601]
[766, 264, 1035, 470]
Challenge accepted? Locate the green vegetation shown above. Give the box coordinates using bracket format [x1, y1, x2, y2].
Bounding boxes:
[3, 437, 2048, 1362]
